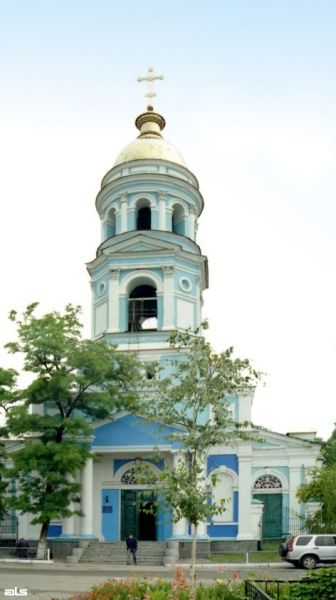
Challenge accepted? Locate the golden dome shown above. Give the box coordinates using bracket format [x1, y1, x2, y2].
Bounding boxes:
[113, 110, 186, 167]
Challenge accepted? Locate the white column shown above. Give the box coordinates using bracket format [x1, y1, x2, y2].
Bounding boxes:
[189, 208, 196, 240]
[162, 266, 174, 329]
[158, 191, 166, 230]
[108, 268, 120, 332]
[89, 280, 97, 340]
[62, 475, 76, 537]
[172, 453, 188, 538]
[195, 277, 201, 329]
[81, 458, 94, 537]
[289, 465, 302, 516]
[237, 445, 253, 540]
[120, 193, 128, 233]
[196, 457, 209, 539]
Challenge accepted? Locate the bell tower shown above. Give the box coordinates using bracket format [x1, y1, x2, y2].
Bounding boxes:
[87, 69, 208, 357]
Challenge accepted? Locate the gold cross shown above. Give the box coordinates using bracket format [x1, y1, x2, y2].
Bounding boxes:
[137, 67, 164, 109]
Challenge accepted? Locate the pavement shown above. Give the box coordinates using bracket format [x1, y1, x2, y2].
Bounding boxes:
[0, 559, 302, 600]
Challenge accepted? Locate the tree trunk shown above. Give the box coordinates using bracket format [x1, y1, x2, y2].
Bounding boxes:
[37, 520, 50, 559]
[190, 523, 198, 600]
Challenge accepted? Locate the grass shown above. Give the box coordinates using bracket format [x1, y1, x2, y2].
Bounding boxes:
[210, 541, 282, 564]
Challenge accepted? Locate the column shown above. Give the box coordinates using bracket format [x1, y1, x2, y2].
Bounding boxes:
[171, 452, 188, 538]
[189, 208, 196, 240]
[158, 191, 166, 230]
[62, 475, 76, 537]
[80, 458, 94, 537]
[237, 445, 253, 539]
[120, 193, 128, 233]
[195, 277, 201, 329]
[196, 458, 209, 539]
[289, 464, 302, 516]
[162, 266, 174, 329]
[108, 268, 120, 332]
[89, 280, 95, 339]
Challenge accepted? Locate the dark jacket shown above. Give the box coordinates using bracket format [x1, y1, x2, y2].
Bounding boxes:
[126, 536, 137, 551]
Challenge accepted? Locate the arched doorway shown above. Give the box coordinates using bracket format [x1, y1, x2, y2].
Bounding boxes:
[253, 474, 283, 539]
[120, 467, 157, 541]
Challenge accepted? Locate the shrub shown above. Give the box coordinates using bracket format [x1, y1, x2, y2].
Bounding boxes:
[62, 572, 245, 600]
[290, 567, 336, 600]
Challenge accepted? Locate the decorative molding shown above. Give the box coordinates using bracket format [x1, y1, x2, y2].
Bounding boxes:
[109, 268, 120, 280]
[163, 265, 174, 278]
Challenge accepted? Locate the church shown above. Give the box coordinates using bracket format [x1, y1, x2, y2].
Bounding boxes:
[18, 70, 320, 552]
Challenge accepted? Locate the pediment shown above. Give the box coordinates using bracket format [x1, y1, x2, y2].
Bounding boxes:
[252, 427, 320, 450]
[103, 234, 178, 255]
[92, 413, 181, 449]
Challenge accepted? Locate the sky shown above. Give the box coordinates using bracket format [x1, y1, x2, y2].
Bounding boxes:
[0, 1, 335, 439]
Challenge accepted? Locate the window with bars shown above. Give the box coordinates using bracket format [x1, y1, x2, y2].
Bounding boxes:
[128, 285, 157, 332]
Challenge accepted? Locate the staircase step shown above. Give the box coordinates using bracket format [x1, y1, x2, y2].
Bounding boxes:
[79, 541, 167, 565]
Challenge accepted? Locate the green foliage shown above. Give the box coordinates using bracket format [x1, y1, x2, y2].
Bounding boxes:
[63, 573, 245, 599]
[138, 326, 260, 599]
[297, 466, 336, 533]
[321, 424, 336, 467]
[3, 303, 141, 541]
[140, 328, 260, 527]
[290, 567, 336, 600]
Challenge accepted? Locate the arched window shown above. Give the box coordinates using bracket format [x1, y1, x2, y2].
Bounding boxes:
[136, 200, 151, 230]
[254, 474, 282, 489]
[172, 204, 185, 235]
[105, 207, 116, 238]
[128, 285, 157, 332]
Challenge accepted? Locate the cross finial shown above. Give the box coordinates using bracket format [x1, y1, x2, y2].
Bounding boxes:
[137, 66, 164, 110]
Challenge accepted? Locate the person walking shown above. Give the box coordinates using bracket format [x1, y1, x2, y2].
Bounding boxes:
[126, 533, 137, 565]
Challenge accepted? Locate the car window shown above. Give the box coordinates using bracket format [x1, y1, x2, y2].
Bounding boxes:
[315, 535, 336, 546]
[295, 536, 313, 546]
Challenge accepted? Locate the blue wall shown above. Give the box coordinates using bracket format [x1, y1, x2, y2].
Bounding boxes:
[102, 489, 120, 541]
[207, 524, 238, 538]
[207, 454, 239, 475]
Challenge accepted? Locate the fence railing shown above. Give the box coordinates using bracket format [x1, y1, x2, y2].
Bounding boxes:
[0, 546, 50, 561]
[252, 579, 319, 600]
[245, 581, 273, 600]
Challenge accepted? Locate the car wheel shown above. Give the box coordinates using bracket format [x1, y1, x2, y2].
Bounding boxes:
[301, 555, 317, 569]
[279, 543, 288, 557]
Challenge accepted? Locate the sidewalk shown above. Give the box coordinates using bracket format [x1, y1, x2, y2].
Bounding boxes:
[0, 558, 288, 571]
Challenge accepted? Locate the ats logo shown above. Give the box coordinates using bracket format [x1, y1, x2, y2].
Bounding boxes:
[4, 589, 28, 597]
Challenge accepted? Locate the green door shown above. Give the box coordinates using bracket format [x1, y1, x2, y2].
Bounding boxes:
[254, 493, 283, 539]
[121, 490, 157, 541]
[121, 490, 137, 540]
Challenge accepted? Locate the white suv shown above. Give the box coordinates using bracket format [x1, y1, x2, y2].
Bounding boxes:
[279, 534, 336, 569]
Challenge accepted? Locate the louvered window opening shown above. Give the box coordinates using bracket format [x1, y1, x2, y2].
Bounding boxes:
[128, 298, 157, 332]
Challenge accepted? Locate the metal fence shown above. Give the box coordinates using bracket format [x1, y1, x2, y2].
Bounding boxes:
[0, 545, 51, 560]
[245, 581, 273, 600]
[262, 509, 306, 540]
[0, 516, 18, 540]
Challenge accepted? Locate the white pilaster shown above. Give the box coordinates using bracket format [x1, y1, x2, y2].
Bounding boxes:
[62, 475, 76, 537]
[120, 193, 128, 233]
[158, 191, 166, 230]
[196, 457, 209, 539]
[195, 277, 201, 328]
[80, 458, 94, 537]
[189, 208, 196, 240]
[162, 266, 174, 329]
[172, 452, 188, 538]
[289, 465, 303, 516]
[237, 445, 254, 540]
[108, 268, 120, 332]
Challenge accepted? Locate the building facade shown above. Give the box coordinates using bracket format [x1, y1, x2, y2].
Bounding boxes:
[18, 98, 320, 547]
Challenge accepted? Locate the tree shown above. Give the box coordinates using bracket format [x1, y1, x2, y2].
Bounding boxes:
[4, 303, 140, 557]
[297, 424, 336, 532]
[138, 327, 261, 599]
[0, 367, 21, 521]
